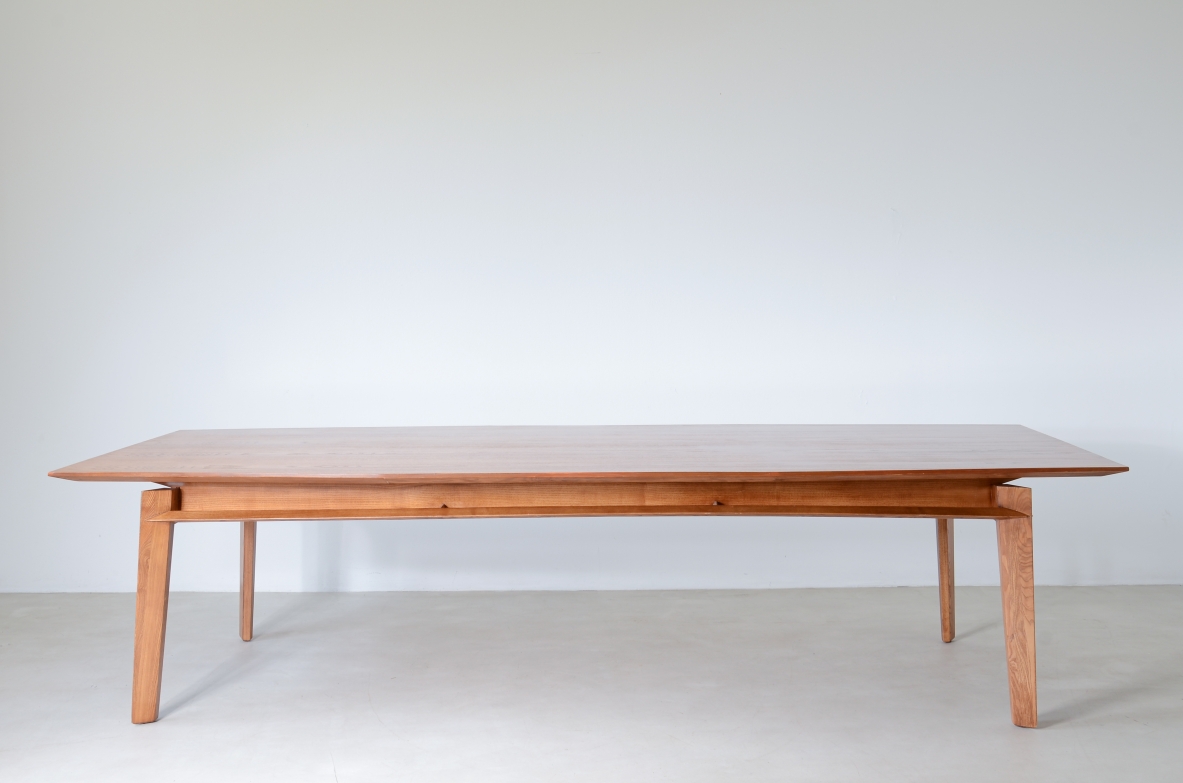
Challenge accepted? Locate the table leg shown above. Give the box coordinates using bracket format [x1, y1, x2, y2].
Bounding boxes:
[132, 489, 178, 724]
[936, 518, 955, 642]
[240, 520, 256, 641]
[995, 485, 1037, 728]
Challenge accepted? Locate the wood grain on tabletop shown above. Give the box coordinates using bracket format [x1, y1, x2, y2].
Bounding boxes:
[48, 424, 1127, 484]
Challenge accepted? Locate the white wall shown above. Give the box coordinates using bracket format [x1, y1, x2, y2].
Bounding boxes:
[1, 0, 1180, 592]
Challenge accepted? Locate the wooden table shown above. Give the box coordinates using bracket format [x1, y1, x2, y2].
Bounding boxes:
[50, 424, 1126, 727]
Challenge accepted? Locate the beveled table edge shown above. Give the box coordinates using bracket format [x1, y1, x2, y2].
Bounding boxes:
[48, 466, 1128, 484]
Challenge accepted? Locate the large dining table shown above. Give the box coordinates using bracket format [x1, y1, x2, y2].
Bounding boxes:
[49, 424, 1127, 726]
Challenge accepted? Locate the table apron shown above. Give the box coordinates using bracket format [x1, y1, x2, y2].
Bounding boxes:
[147, 480, 1028, 521]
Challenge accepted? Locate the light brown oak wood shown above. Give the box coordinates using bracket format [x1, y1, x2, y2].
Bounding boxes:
[47, 425, 1126, 727]
[131, 488, 178, 724]
[995, 485, 1037, 728]
[240, 520, 256, 642]
[936, 518, 955, 643]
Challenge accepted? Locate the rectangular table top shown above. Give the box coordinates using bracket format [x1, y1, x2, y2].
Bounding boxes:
[49, 425, 1126, 485]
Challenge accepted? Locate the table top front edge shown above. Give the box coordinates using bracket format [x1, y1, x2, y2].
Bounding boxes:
[46, 465, 1129, 485]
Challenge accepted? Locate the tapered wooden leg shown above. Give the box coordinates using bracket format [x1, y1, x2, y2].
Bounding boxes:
[936, 518, 955, 642]
[132, 489, 179, 724]
[995, 485, 1037, 728]
[240, 520, 256, 642]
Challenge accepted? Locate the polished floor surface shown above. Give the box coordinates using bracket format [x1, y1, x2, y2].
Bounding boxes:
[2, 587, 1181, 782]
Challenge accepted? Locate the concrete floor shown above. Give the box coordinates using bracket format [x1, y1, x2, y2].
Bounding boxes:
[1, 588, 1180, 782]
